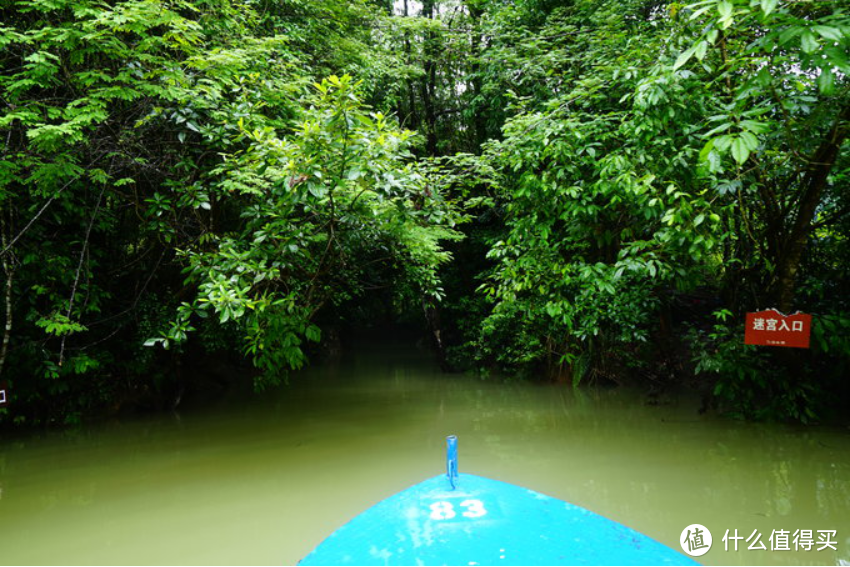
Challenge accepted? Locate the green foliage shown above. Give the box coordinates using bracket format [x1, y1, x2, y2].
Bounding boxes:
[690, 308, 850, 423]
[668, 0, 848, 306]
[151, 76, 462, 388]
[438, 0, 848, 421]
[667, 0, 850, 420]
[0, 0, 425, 423]
[1, 0, 847, 426]
[467, 0, 723, 381]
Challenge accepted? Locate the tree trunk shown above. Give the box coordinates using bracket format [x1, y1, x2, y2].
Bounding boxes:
[421, 0, 438, 155]
[774, 103, 849, 312]
[0, 209, 13, 379]
[0, 265, 12, 379]
[468, 3, 487, 149]
[403, 0, 419, 130]
[423, 296, 451, 372]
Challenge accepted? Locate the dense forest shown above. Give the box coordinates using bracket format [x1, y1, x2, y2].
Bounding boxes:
[0, 0, 847, 426]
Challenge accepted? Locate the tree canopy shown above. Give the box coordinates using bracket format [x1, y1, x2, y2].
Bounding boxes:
[1, 0, 848, 425]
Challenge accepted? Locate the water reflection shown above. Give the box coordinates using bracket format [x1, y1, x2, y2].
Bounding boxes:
[0, 343, 848, 565]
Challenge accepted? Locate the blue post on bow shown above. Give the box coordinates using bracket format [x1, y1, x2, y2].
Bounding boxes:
[446, 435, 458, 490]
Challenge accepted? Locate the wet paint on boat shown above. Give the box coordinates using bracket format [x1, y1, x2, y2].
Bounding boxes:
[299, 437, 699, 566]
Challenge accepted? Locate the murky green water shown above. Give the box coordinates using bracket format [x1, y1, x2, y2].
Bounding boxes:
[1, 341, 848, 565]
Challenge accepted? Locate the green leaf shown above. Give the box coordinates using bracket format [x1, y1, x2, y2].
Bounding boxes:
[308, 184, 327, 198]
[689, 5, 715, 21]
[760, 0, 778, 16]
[694, 40, 708, 61]
[812, 25, 843, 42]
[801, 32, 819, 54]
[714, 134, 733, 152]
[740, 120, 770, 134]
[778, 27, 802, 46]
[699, 138, 716, 162]
[739, 131, 759, 152]
[817, 68, 835, 95]
[305, 325, 321, 342]
[718, 0, 734, 28]
[704, 121, 733, 137]
[673, 46, 697, 71]
[824, 46, 850, 74]
[731, 137, 749, 164]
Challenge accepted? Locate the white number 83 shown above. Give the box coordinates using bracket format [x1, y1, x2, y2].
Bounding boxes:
[428, 499, 487, 520]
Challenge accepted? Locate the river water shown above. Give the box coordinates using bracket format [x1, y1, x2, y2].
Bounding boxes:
[1, 340, 848, 565]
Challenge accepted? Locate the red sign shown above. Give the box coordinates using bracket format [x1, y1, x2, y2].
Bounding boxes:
[744, 309, 811, 348]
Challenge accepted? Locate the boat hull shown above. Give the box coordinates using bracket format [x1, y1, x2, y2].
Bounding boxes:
[299, 473, 698, 566]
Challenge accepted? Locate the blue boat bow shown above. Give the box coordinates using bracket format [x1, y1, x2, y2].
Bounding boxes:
[300, 437, 698, 566]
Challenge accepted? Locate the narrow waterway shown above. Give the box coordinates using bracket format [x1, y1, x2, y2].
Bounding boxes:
[1, 340, 848, 565]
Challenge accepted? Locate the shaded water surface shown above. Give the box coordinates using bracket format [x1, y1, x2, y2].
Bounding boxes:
[1, 341, 848, 565]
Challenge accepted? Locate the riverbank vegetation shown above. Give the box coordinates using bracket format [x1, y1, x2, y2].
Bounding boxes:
[1, 0, 847, 426]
